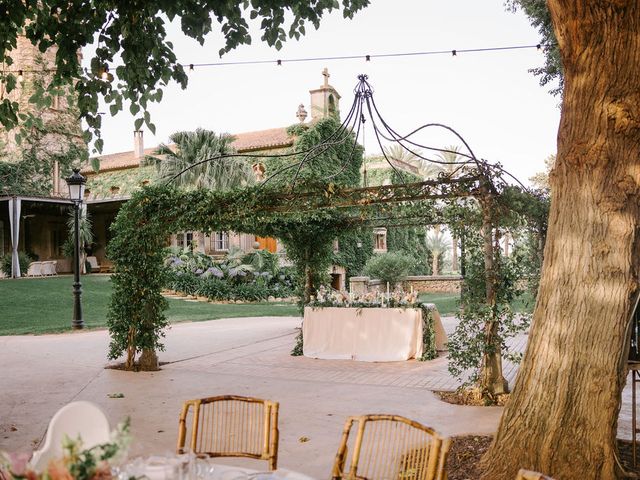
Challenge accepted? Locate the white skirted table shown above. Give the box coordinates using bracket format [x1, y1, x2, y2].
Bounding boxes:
[302, 304, 447, 362]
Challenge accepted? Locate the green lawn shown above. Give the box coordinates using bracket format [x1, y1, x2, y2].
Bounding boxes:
[0, 277, 534, 335]
[0, 275, 300, 335]
[418, 292, 460, 315]
[419, 291, 535, 316]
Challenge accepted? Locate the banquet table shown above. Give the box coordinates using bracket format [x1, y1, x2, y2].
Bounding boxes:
[302, 304, 447, 362]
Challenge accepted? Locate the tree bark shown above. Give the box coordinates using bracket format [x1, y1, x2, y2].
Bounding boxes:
[482, 3, 640, 478]
[452, 234, 459, 272]
[480, 195, 508, 396]
[432, 224, 441, 276]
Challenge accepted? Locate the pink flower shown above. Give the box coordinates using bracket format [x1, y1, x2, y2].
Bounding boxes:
[47, 459, 73, 480]
[90, 461, 113, 480]
[7, 452, 30, 477]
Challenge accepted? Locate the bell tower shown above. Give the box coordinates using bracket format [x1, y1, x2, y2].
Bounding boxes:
[309, 68, 341, 122]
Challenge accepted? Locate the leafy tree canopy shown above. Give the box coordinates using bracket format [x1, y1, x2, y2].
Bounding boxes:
[0, 0, 369, 151]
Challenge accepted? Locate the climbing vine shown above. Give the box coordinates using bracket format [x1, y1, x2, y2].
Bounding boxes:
[107, 117, 367, 369]
[444, 187, 549, 399]
[1, 55, 87, 195]
[106, 113, 547, 378]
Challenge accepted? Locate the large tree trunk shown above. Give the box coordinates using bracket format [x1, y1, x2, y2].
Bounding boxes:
[481, 3, 640, 479]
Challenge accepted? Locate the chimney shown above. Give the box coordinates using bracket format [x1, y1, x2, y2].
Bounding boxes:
[134, 130, 144, 159]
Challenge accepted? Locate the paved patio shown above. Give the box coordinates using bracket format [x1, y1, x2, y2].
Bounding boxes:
[0, 314, 636, 478]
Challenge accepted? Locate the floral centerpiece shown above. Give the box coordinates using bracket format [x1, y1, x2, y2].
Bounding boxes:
[295, 286, 437, 361]
[0, 420, 132, 480]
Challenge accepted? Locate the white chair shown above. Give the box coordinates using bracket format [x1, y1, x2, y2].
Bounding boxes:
[87, 256, 101, 273]
[29, 401, 111, 472]
[26, 262, 42, 277]
[41, 261, 58, 276]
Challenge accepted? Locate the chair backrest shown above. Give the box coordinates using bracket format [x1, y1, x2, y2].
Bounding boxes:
[331, 414, 449, 480]
[27, 262, 42, 277]
[41, 261, 57, 276]
[87, 256, 100, 270]
[177, 395, 279, 471]
[516, 469, 555, 480]
[29, 401, 111, 472]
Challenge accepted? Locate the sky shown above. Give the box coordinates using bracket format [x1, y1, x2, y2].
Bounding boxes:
[87, 0, 561, 186]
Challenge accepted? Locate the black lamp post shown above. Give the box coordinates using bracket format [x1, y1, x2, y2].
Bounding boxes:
[66, 168, 86, 330]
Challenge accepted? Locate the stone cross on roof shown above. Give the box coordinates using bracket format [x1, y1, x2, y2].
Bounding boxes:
[322, 67, 330, 87]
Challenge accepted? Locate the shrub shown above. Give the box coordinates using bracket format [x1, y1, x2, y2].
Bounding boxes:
[171, 272, 202, 295]
[363, 252, 413, 288]
[1, 252, 33, 276]
[198, 278, 232, 301]
[241, 249, 279, 276]
[231, 282, 269, 302]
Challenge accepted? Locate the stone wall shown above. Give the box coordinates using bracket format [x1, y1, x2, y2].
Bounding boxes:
[349, 275, 462, 293]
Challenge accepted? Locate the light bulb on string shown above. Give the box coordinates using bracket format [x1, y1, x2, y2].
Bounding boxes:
[17, 70, 24, 83]
[100, 66, 114, 82]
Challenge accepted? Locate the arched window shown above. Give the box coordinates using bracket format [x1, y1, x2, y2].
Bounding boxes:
[328, 94, 336, 116]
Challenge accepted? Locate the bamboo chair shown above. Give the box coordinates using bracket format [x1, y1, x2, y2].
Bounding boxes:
[515, 469, 555, 480]
[177, 395, 279, 470]
[331, 414, 451, 480]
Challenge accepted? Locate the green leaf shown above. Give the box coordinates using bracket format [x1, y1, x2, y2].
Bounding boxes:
[134, 118, 144, 130]
[130, 103, 140, 115]
[90, 157, 101, 172]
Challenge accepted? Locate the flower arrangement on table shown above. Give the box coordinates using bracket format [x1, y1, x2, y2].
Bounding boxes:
[301, 286, 437, 361]
[0, 420, 132, 480]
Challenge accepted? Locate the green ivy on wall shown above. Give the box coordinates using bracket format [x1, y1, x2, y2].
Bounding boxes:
[1, 55, 87, 196]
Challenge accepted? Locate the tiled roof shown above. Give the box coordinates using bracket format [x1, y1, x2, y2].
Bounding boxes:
[81, 146, 160, 174]
[232, 127, 292, 152]
[84, 127, 293, 174]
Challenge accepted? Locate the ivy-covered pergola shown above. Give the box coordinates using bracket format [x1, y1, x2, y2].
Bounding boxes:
[106, 76, 548, 402]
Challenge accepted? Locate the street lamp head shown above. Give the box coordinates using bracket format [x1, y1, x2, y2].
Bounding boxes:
[66, 168, 86, 201]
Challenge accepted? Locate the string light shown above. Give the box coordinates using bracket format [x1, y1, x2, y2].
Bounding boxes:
[100, 66, 114, 82]
[17, 70, 24, 83]
[7, 42, 555, 76]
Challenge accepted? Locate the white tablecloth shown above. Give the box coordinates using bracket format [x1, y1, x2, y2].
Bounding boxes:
[428, 304, 447, 351]
[302, 306, 422, 361]
[302, 305, 447, 362]
[133, 456, 314, 480]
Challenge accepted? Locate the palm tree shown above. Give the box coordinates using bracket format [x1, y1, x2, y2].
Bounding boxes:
[425, 227, 451, 276]
[430, 145, 467, 272]
[146, 129, 254, 190]
[65, 208, 93, 274]
[382, 144, 424, 174]
[146, 129, 255, 252]
[433, 145, 468, 179]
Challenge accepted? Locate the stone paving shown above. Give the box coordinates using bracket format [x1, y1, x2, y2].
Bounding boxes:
[0, 313, 637, 478]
